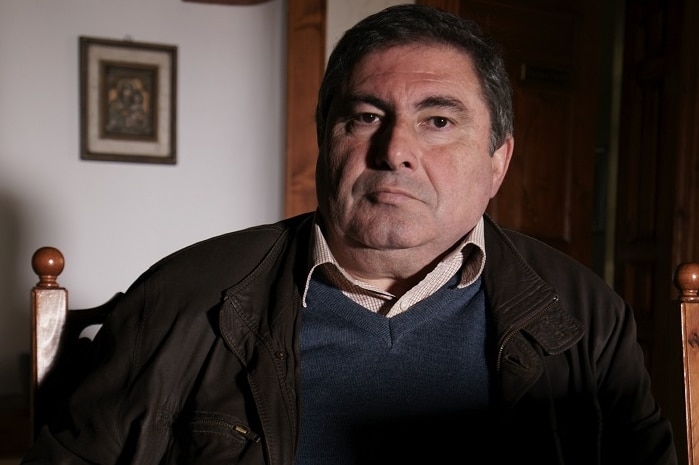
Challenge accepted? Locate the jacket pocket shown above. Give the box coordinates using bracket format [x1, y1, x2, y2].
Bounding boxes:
[167, 411, 262, 464]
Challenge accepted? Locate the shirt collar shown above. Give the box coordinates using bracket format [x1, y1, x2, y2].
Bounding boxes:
[301, 214, 486, 308]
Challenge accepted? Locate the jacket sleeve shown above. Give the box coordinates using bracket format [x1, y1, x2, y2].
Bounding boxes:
[594, 296, 678, 465]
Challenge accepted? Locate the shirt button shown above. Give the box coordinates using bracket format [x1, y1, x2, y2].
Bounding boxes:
[274, 350, 287, 360]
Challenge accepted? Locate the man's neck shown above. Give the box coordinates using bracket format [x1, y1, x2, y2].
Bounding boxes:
[329, 243, 451, 296]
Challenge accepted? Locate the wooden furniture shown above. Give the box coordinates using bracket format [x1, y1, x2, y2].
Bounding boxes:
[677, 262, 699, 464]
[285, 0, 325, 218]
[30, 246, 120, 438]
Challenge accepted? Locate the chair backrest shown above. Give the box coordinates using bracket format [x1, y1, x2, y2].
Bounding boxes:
[676, 262, 699, 465]
[30, 246, 121, 438]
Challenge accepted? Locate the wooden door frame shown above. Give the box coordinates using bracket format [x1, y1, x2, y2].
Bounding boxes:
[284, 0, 325, 218]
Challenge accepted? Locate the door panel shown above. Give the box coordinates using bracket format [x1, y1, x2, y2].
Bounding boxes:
[422, 0, 601, 267]
[615, 0, 699, 461]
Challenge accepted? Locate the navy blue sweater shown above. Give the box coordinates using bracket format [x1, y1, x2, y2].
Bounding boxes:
[296, 275, 493, 464]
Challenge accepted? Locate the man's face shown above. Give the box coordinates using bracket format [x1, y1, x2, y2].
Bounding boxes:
[317, 43, 513, 257]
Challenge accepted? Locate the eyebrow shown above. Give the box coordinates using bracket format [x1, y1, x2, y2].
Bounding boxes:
[347, 94, 471, 118]
[347, 94, 390, 112]
[416, 96, 470, 117]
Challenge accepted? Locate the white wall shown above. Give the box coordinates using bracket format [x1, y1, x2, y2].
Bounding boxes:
[326, 0, 413, 62]
[0, 0, 286, 395]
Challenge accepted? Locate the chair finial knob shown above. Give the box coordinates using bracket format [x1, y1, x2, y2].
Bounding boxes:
[32, 247, 65, 288]
[674, 262, 699, 301]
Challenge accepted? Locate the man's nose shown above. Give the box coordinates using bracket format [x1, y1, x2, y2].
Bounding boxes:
[373, 121, 419, 170]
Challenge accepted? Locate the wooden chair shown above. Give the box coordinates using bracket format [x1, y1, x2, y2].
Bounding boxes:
[30, 246, 121, 438]
[676, 261, 699, 465]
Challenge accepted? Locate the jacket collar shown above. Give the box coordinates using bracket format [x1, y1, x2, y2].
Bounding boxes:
[482, 215, 584, 403]
[219, 213, 585, 358]
[219, 214, 313, 363]
[483, 215, 584, 353]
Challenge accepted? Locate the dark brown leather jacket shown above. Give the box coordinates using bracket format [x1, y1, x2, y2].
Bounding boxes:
[23, 213, 677, 464]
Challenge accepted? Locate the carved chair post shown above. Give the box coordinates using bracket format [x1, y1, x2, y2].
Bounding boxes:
[30, 246, 68, 438]
[676, 262, 699, 465]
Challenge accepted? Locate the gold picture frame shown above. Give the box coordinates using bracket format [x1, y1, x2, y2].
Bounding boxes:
[80, 36, 177, 164]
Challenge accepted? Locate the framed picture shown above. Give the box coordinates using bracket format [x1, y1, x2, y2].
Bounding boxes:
[80, 36, 177, 164]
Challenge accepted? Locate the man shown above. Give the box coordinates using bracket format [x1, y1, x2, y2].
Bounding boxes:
[23, 4, 677, 464]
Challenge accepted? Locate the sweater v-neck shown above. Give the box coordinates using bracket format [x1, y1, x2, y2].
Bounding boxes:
[304, 274, 481, 347]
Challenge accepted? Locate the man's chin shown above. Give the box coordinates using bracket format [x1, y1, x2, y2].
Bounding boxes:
[348, 224, 433, 251]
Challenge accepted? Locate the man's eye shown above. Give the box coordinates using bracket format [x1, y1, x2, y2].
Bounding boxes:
[429, 117, 451, 128]
[354, 113, 380, 124]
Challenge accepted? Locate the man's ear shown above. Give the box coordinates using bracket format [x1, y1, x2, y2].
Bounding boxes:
[490, 136, 514, 198]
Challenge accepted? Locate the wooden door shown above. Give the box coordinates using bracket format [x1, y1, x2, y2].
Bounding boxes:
[422, 0, 602, 267]
[615, 0, 699, 461]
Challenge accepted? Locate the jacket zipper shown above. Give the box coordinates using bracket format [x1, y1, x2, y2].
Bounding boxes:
[194, 419, 261, 442]
[233, 424, 262, 442]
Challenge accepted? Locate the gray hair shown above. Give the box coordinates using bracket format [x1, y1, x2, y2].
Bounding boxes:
[315, 4, 513, 154]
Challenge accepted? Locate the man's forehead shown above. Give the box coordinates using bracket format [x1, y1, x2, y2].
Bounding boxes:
[348, 44, 476, 83]
[354, 42, 474, 67]
[340, 45, 483, 106]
